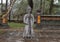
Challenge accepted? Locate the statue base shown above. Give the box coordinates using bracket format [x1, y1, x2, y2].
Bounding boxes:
[23, 31, 35, 39]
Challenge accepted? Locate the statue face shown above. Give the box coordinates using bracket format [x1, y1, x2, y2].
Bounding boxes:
[27, 6, 31, 13]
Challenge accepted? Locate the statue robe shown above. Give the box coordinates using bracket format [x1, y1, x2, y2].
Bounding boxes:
[23, 14, 34, 37]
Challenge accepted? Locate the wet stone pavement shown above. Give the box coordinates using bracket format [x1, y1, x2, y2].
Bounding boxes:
[0, 29, 60, 42]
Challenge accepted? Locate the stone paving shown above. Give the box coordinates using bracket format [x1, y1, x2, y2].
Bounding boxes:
[0, 29, 60, 42]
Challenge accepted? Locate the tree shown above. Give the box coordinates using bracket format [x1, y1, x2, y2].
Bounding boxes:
[6, 0, 8, 10]
[27, 0, 33, 10]
[1, 0, 3, 13]
[49, 0, 54, 14]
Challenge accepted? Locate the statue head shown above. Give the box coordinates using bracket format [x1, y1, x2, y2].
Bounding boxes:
[26, 6, 31, 14]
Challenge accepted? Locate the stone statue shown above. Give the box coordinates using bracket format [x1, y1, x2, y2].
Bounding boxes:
[23, 6, 34, 38]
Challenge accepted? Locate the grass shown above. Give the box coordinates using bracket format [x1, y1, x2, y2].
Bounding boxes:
[0, 22, 35, 32]
[0, 22, 25, 34]
[0, 22, 35, 34]
[8, 22, 25, 28]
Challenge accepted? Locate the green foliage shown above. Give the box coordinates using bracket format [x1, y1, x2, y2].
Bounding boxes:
[11, 0, 60, 17]
[12, 0, 40, 15]
[8, 22, 25, 28]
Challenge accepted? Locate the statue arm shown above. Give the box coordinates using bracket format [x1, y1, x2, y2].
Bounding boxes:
[23, 14, 28, 25]
[31, 14, 34, 23]
[23, 15, 26, 23]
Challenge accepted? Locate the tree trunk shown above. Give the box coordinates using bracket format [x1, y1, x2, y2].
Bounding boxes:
[6, 0, 8, 10]
[1, 0, 3, 13]
[2, 0, 16, 23]
[49, 0, 54, 14]
[40, 0, 43, 15]
[9, 0, 12, 21]
[27, 0, 33, 11]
